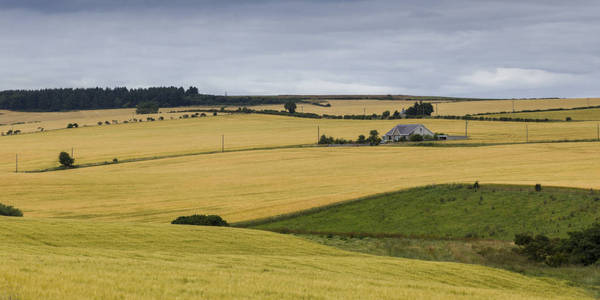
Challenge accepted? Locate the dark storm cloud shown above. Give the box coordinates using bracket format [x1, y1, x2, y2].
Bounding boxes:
[1, 0, 599, 97]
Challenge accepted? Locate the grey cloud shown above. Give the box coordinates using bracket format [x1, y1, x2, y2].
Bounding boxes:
[0, 0, 599, 97]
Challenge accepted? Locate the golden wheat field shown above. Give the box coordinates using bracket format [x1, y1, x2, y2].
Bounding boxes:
[486, 108, 600, 121]
[252, 98, 600, 116]
[2, 110, 600, 299]
[3, 97, 600, 135]
[2, 142, 600, 223]
[3, 113, 600, 172]
[0, 107, 218, 133]
[0, 217, 590, 300]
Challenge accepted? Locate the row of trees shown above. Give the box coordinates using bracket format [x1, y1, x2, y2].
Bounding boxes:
[0, 87, 301, 111]
[319, 130, 382, 146]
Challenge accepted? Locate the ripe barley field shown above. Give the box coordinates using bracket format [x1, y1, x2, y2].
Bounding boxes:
[3, 114, 600, 172]
[252, 98, 600, 116]
[485, 108, 600, 121]
[2, 142, 600, 223]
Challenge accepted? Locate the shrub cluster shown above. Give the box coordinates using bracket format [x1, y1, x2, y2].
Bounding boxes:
[66, 123, 79, 128]
[514, 223, 600, 266]
[3, 129, 21, 136]
[0, 203, 23, 217]
[434, 115, 553, 122]
[318, 130, 381, 146]
[171, 214, 229, 226]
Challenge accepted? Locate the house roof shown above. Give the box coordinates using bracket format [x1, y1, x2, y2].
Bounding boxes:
[384, 124, 426, 136]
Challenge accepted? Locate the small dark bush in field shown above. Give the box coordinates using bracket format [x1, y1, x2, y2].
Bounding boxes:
[284, 101, 297, 113]
[473, 181, 479, 190]
[59, 151, 75, 168]
[112, 158, 118, 163]
[566, 117, 572, 121]
[213, 111, 217, 116]
[158, 116, 164, 120]
[171, 214, 229, 226]
[67, 123, 79, 128]
[105, 121, 110, 125]
[97, 121, 103, 125]
[535, 184, 542, 192]
[0, 203, 23, 217]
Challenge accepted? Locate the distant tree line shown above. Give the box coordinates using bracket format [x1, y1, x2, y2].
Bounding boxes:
[0, 87, 302, 112]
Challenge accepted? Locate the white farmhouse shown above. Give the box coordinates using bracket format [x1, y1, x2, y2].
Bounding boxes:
[382, 124, 434, 142]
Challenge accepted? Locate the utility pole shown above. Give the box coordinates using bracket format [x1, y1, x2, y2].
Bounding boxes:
[435, 103, 438, 115]
[15, 154, 18, 173]
[71, 147, 74, 158]
[597, 123, 599, 141]
[465, 120, 468, 137]
[221, 135, 224, 152]
[317, 125, 320, 143]
[363, 107, 366, 116]
[526, 124, 529, 143]
[512, 100, 515, 113]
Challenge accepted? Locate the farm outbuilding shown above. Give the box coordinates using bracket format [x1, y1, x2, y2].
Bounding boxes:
[382, 124, 434, 142]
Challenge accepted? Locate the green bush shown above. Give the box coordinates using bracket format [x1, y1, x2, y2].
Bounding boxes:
[0, 203, 23, 217]
[284, 101, 297, 113]
[409, 134, 424, 142]
[535, 184, 542, 192]
[171, 214, 229, 226]
[367, 130, 381, 145]
[59, 151, 75, 168]
[515, 223, 600, 266]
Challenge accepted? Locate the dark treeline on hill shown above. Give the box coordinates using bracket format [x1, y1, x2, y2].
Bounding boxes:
[0, 87, 301, 112]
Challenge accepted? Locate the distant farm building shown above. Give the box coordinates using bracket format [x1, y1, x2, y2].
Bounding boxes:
[382, 124, 434, 142]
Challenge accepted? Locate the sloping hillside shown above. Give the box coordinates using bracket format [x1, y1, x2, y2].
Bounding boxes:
[0, 217, 589, 299]
[251, 184, 600, 240]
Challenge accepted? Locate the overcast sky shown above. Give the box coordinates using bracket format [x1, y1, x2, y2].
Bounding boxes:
[1, 0, 599, 98]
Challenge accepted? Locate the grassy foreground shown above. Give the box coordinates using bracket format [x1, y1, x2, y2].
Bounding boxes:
[0, 217, 590, 299]
[252, 184, 600, 240]
[299, 235, 600, 296]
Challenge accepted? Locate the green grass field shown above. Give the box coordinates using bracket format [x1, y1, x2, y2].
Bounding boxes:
[252, 184, 600, 240]
[1, 217, 589, 299]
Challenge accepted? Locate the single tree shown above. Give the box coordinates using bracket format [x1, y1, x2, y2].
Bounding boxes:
[357, 134, 366, 144]
[284, 101, 297, 114]
[367, 130, 381, 146]
[59, 151, 74, 168]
